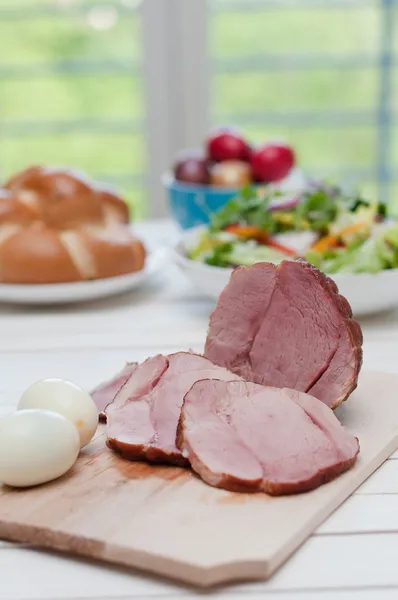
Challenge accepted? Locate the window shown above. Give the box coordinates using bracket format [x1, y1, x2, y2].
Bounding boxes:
[0, 0, 145, 216]
[209, 0, 397, 209]
[1, 0, 397, 217]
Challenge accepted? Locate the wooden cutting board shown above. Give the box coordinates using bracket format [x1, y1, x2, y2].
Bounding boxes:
[0, 369, 398, 588]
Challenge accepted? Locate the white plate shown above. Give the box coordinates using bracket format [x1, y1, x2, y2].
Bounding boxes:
[0, 249, 166, 305]
[172, 227, 398, 317]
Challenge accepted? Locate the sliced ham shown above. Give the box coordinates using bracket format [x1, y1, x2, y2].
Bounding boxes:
[204, 260, 363, 409]
[177, 379, 359, 495]
[90, 362, 138, 420]
[106, 352, 240, 466]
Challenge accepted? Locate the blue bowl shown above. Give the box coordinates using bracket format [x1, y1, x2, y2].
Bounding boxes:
[162, 173, 240, 230]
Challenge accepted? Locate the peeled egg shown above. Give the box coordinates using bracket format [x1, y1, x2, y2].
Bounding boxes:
[0, 409, 80, 488]
[18, 378, 98, 448]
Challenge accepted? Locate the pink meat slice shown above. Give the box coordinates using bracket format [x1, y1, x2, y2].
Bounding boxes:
[204, 260, 363, 409]
[177, 379, 359, 495]
[90, 362, 138, 420]
[106, 352, 241, 466]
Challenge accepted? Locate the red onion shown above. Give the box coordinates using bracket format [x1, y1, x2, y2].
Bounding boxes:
[269, 194, 300, 212]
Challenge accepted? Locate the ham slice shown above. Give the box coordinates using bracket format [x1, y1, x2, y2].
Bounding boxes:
[177, 379, 359, 495]
[91, 362, 138, 420]
[204, 260, 363, 409]
[106, 352, 240, 466]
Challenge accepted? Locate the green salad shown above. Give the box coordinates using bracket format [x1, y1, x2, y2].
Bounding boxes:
[188, 182, 398, 274]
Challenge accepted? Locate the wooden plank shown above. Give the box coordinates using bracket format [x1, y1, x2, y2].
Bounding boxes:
[0, 280, 396, 352]
[0, 348, 184, 394]
[0, 316, 390, 359]
[0, 541, 23, 549]
[356, 460, 398, 494]
[218, 592, 398, 600]
[2, 535, 398, 598]
[0, 370, 397, 588]
[234, 533, 398, 593]
[317, 494, 398, 533]
[0, 547, 177, 599]
[0, 338, 393, 393]
[0, 403, 15, 415]
[0, 302, 210, 352]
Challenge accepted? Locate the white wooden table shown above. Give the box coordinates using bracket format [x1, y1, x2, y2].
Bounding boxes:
[1, 219, 398, 600]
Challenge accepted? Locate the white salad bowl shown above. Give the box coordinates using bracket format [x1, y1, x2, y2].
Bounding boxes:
[172, 226, 398, 317]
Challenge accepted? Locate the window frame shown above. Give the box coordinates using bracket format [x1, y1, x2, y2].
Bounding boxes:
[141, 0, 209, 217]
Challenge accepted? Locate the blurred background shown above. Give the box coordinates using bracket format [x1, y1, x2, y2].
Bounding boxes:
[1, 0, 396, 218]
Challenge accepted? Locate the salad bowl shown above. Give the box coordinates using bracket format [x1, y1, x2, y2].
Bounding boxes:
[173, 231, 398, 316]
[172, 183, 398, 316]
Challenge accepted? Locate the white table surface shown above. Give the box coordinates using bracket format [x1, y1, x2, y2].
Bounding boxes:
[2, 219, 398, 600]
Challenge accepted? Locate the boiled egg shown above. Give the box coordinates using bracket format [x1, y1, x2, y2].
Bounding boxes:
[18, 378, 98, 448]
[0, 409, 80, 487]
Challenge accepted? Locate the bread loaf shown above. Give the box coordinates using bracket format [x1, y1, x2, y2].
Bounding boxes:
[0, 166, 146, 284]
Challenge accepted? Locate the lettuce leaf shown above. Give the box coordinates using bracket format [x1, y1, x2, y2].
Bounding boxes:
[304, 222, 398, 274]
[223, 243, 289, 267]
[321, 240, 385, 274]
[209, 185, 276, 233]
[200, 241, 290, 268]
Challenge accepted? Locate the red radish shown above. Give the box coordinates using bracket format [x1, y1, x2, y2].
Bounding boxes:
[250, 143, 295, 183]
[174, 156, 209, 185]
[269, 194, 300, 211]
[207, 129, 250, 162]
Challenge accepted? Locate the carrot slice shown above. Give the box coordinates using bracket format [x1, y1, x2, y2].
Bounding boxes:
[224, 225, 268, 243]
[311, 222, 366, 253]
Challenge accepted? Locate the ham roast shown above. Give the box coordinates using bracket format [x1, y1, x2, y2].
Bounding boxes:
[106, 352, 240, 466]
[204, 260, 363, 409]
[96, 259, 363, 496]
[91, 362, 138, 420]
[177, 379, 359, 495]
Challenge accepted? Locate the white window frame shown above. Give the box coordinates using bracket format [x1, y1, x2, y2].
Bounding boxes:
[141, 0, 209, 217]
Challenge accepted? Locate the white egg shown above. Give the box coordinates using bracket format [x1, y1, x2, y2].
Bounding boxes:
[18, 378, 98, 448]
[0, 409, 80, 488]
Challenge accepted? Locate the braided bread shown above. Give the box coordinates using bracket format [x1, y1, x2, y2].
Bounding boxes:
[0, 166, 146, 284]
